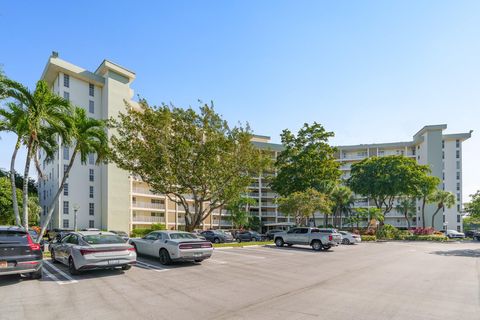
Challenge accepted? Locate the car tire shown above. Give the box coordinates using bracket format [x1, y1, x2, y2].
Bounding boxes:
[68, 257, 80, 276]
[342, 238, 350, 245]
[275, 238, 284, 247]
[238, 238, 242, 243]
[312, 240, 322, 251]
[29, 268, 42, 279]
[194, 259, 203, 263]
[159, 249, 172, 265]
[121, 265, 132, 271]
[214, 238, 220, 244]
[50, 249, 58, 263]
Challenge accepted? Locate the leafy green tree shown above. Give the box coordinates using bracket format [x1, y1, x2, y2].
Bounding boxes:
[0, 78, 72, 229]
[277, 188, 332, 226]
[0, 168, 37, 194]
[0, 177, 22, 224]
[395, 197, 416, 229]
[465, 191, 480, 218]
[271, 122, 340, 197]
[354, 207, 384, 229]
[246, 216, 262, 232]
[330, 185, 354, 228]
[429, 190, 455, 229]
[38, 107, 108, 241]
[111, 101, 265, 232]
[415, 175, 441, 228]
[225, 196, 257, 229]
[348, 156, 432, 224]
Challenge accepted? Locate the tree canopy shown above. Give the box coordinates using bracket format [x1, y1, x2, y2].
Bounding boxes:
[277, 188, 332, 226]
[465, 191, 480, 218]
[271, 122, 340, 196]
[111, 100, 266, 232]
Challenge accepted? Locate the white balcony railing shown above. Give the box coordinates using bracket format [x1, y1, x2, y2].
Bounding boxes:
[132, 216, 166, 223]
[132, 201, 165, 210]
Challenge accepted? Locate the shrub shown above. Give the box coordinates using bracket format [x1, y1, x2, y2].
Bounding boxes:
[376, 224, 401, 240]
[130, 224, 166, 238]
[409, 227, 435, 235]
[151, 223, 166, 231]
[404, 235, 447, 242]
[361, 235, 377, 241]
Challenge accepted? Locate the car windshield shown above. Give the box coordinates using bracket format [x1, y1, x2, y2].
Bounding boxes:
[82, 234, 125, 244]
[251, 231, 260, 236]
[170, 233, 197, 240]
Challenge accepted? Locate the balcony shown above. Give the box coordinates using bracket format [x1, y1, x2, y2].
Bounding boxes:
[132, 201, 165, 210]
[261, 212, 277, 217]
[260, 202, 277, 207]
[132, 187, 162, 196]
[132, 215, 166, 223]
[261, 192, 277, 198]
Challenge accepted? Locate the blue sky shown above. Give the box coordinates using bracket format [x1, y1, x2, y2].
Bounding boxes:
[0, 1, 479, 198]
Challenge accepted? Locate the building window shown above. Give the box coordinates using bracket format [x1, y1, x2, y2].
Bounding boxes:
[63, 146, 69, 160]
[457, 215, 461, 223]
[442, 172, 445, 180]
[442, 183, 445, 190]
[43, 190, 46, 200]
[89, 186, 94, 198]
[456, 150, 460, 159]
[64, 164, 69, 175]
[456, 161, 460, 170]
[63, 219, 69, 228]
[89, 203, 94, 216]
[457, 193, 461, 201]
[43, 206, 47, 216]
[456, 172, 460, 180]
[63, 91, 70, 101]
[89, 100, 94, 113]
[456, 183, 460, 191]
[64, 183, 69, 196]
[457, 204, 461, 212]
[89, 220, 95, 228]
[442, 215, 445, 222]
[457, 226, 461, 232]
[63, 201, 69, 215]
[456, 140, 460, 148]
[89, 153, 95, 165]
[63, 74, 69, 88]
[89, 169, 94, 182]
[89, 84, 94, 97]
[442, 151, 444, 159]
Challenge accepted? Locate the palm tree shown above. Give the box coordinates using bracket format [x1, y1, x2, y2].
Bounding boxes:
[395, 197, 416, 229]
[429, 190, 456, 229]
[330, 185, 354, 228]
[0, 78, 72, 229]
[38, 107, 109, 241]
[0, 102, 28, 226]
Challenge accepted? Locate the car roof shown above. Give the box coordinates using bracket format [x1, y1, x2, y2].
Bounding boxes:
[76, 231, 116, 236]
[0, 225, 26, 232]
[156, 230, 190, 234]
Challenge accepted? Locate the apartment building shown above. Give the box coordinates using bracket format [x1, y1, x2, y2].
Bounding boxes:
[37, 54, 472, 233]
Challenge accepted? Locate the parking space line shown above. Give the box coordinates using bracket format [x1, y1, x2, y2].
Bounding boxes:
[240, 247, 294, 255]
[43, 260, 79, 284]
[135, 260, 169, 272]
[214, 250, 266, 259]
[42, 265, 76, 285]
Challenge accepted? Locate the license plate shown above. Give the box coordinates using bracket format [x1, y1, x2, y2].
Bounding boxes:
[0, 261, 7, 268]
[194, 252, 202, 257]
[108, 260, 120, 265]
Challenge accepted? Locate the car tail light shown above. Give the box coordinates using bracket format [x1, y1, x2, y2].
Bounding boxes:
[80, 249, 96, 256]
[179, 244, 194, 249]
[201, 242, 212, 248]
[18, 261, 40, 265]
[26, 234, 41, 251]
[329, 235, 333, 241]
[128, 247, 136, 252]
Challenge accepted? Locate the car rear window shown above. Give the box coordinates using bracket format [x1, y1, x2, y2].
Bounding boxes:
[170, 233, 197, 240]
[0, 230, 28, 244]
[82, 234, 124, 244]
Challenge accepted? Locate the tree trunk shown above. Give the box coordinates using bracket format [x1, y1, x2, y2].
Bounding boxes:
[10, 138, 21, 226]
[431, 206, 442, 229]
[421, 197, 426, 228]
[37, 148, 78, 242]
[22, 139, 33, 230]
[404, 211, 411, 229]
[311, 213, 316, 227]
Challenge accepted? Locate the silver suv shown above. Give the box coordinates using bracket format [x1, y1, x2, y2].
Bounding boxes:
[274, 227, 342, 251]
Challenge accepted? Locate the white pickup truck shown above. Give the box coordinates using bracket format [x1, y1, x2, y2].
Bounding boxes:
[274, 227, 342, 251]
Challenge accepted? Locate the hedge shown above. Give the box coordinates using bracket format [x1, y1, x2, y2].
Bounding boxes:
[361, 235, 377, 241]
[403, 235, 447, 242]
[130, 223, 166, 238]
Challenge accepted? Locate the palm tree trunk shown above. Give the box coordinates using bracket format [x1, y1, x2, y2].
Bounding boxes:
[431, 206, 442, 229]
[37, 148, 77, 242]
[421, 197, 426, 228]
[22, 139, 33, 230]
[10, 137, 21, 226]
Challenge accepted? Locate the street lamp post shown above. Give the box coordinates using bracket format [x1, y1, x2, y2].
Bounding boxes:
[73, 204, 80, 231]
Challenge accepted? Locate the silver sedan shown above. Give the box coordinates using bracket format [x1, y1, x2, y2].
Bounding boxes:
[129, 231, 213, 265]
[50, 231, 136, 275]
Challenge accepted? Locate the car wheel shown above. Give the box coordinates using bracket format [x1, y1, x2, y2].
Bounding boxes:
[159, 249, 172, 265]
[342, 238, 350, 245]
[238, 238, 242, 243]
[214, 238, 220, 244]
[275, 238, 284, 247]
[194, 259, 203, 263]
[50, 249, 58, 263]
[312, 240, 322, 251]
[121, 265, 132, 271]
[29, 268, 42, 279]
[68, 257, 79, 276]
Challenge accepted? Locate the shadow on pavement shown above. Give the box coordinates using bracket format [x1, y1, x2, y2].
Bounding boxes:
[137, 255, 202, 269]
[260, 245, 335, 253]
[430, 249, 480, 258]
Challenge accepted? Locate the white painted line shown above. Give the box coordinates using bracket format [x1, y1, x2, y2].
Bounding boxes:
[42, 267, 75, 285]
[214, 250, 266, 259]
[136, 260, 168, 272]
[207, 259, 228, 265]
[43, 260, 79, 283]
[241, 247, 294, 255]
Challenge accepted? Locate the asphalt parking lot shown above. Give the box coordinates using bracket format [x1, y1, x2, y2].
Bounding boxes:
[0, 241, 479, 320]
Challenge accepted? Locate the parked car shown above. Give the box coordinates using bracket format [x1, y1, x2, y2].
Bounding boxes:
[0, 226, 43, 279]
[200, 230, 231, 243]
[265, 229, 284, 240]
[274, 227, 342, 251]
[339, 231, 362, 245]
[213, 230, 234, 242]
[47, 228, 73, 241]
[109, 230, 129, 242]
[464, 230, 478, 238]
[191, 230, 206, 240]
[236, 231, 265, 242]
[445, 229, 465, 239]
[50, 231, 136, 275]
[129, 231, 213, 265]
[473, 231, 480, 241]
